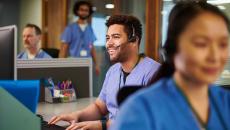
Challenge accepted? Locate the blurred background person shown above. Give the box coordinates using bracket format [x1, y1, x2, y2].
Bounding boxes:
[111, 1, 230, 130]
[59, 0, 100, 75]
[17, 23, 52, 59]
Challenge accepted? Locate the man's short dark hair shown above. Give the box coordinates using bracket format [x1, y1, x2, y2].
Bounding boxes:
[25, 23, 41, 35]
[73, 1, 93, 17]
[106, 15, 142, 45]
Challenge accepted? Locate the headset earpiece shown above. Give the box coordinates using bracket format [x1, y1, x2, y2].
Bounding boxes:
[128, 24, 136, 42]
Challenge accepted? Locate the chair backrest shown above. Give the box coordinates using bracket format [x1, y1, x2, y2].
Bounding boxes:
[0, 80, 40, 113]
[42, 48, 59, 58]
[117, 85, 143, 106]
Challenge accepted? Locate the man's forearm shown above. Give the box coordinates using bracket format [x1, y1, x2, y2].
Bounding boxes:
[59, 43, 68, 58]
[59, 51, 67, 58]
[76, 99, 108, 121]
[91, 46, 97, 65]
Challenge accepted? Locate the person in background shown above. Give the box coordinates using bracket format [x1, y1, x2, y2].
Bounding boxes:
[59, 0, 100, 75]
[111, 1, 230, 130]
[48, 15, 160, 130]
[17, 23, 52, 59]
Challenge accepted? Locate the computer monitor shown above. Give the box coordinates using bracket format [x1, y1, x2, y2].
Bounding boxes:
[0, 80, 40, 113]
[0, 25, 17, 80]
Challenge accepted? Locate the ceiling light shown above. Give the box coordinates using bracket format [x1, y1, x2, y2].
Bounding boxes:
[92, 7, 97, 11]
[105, 4, 114, 9]
[217, 5, 226, 10]
[161, 10, 168, 15]
[106, 16, 111, 20]
[207, 0, 230, 4]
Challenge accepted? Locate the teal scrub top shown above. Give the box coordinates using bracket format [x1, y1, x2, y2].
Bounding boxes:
[110, 78, 230, 130]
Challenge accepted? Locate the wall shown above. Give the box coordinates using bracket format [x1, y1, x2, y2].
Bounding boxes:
[120, 0, 146, 53]
[19, 0, 42, 52]
[0, 0, 42, 53]
[0, 0, 20, 27]
[0, 0, 20, 49]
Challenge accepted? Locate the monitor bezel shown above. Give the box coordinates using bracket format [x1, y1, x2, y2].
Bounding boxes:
[0, 25, 17, 80]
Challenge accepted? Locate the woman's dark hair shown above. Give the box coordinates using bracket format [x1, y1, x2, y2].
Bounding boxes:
[150, 1, 230, 84]
[73, 1, 94, 17]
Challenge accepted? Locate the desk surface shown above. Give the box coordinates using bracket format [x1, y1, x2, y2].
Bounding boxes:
[37, 97, 96, 125]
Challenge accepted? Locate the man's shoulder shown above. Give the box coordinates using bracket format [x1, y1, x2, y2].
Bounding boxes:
[17, 51, 26, 59]
[143, 57, 160, 66]
[40, 49, 52, 58]
[106, 63, 121, 73]
[139, 57, 160, 73]
[210, 85, 230, 100]
[68, 22, 77, 26]
[64, 23, 79, 30]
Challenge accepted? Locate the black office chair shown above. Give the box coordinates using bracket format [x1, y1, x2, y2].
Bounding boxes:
[117, 85, 143, 106]
[42, 48, 59, 58]
[221, 85, 230, 91]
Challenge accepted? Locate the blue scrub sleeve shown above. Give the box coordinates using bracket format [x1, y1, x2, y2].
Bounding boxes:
[143, 62, 160, 86]
[88, 26, 97, 47]
[98, 70, 111, 103]
[17, 52, 24, 59]
[218, 88, 230, 123]
[91, 29, 97, 43]
[40, 51, 52, 59]
[61, 26, 72, 44]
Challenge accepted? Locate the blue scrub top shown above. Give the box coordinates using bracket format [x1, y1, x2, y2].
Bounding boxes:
[61, 23, 97, 57]
[110, 78, 230, 130]
[17, 49, 52, 59]
[99, 57, 160, 120]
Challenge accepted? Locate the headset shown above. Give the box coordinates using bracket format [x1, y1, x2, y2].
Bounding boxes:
[107, 24, 137, 51]
[128, 24, 137, 42]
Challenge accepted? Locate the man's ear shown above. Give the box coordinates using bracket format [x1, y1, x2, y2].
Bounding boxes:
[136, 37, 139, 44]
[37, 34, 42, 40]
[131, 36, 139, 45]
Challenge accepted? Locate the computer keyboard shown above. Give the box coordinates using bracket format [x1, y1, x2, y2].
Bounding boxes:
[37, 114, 66, 130]
[41, 120, 66, 130]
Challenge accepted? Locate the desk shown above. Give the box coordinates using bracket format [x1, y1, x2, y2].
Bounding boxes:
[37, 97, 96, 125]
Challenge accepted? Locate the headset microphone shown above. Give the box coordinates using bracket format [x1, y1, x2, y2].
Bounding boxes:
[106, 24, 136, 51]
[114, 44, 121, 49]
[106, 41, 129, 51]
[106, 44, 121, 51]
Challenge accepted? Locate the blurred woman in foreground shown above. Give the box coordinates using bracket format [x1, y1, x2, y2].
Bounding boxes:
[110, 1, 230, 130]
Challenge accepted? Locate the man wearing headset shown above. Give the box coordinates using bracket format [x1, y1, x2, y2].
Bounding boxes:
[48, 15, 160, 130]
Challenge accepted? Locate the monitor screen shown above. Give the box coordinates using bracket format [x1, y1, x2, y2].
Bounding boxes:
[0, 25, 17, 80]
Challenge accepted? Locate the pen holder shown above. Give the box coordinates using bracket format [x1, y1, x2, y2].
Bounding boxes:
[45, 87, 76, 103]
